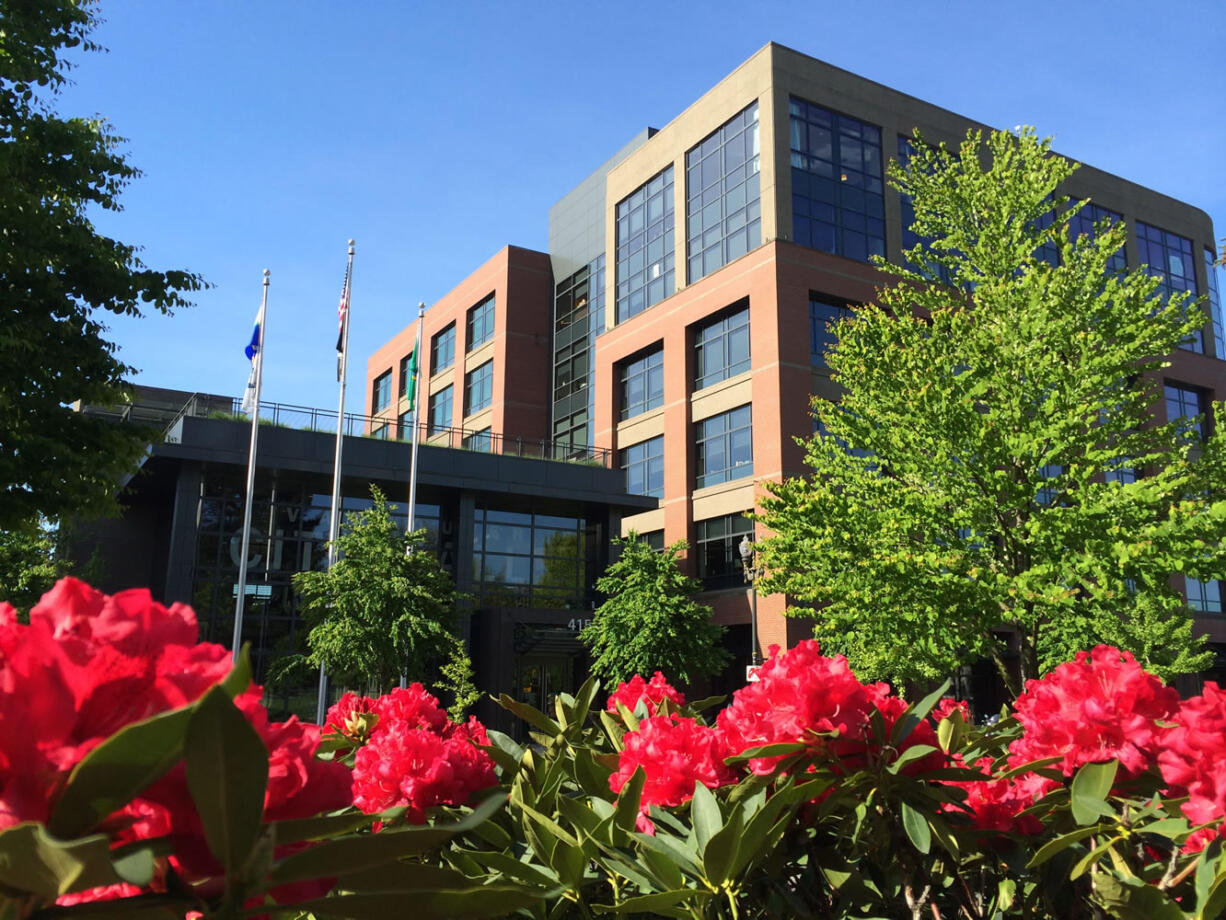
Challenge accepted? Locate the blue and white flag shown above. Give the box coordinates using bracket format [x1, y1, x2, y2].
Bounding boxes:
[241, 306, 264, 415]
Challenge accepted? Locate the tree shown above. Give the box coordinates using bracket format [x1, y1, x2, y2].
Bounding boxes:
[0, 1, 204, 529]
[759, 128, 1226, 697]
[581, 534, 730, 685]
[0, 518, 65, 613]
[286, 486, 477, 709]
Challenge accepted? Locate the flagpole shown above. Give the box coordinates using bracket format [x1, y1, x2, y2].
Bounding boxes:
[233, 269, 270, 663]
[400, 302, 426, 690]
[317, 240, 354, 722]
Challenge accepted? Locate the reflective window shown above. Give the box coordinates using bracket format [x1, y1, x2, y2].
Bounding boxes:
[687, 102, 760, 283]
[464, 361, 494, 416]
[398, 353, 412, 397]
[637, 530, 665, 552]
[428, 385, 452, 434]
[472, 507, 589, 609]
[397, 410, 412, 441]
[1206, 248, 1225, 360]
[371, 370, 392, 413]
[1036, 464, 1063, 506]
[621, 436, 664, 499]
[466, 295, 495, 351]
[431, 323, 456, 374]
[554, 339, 589, 401]
[790, 97, 884, 262]
[620, 347, 664, 419]
[695, 305, 750, 390]
[1187, 577, 1223, 614]
[463, 427, 491, 452]
[370, 422, 389, 440]
[1165, 383, 1209, 442]
[696, 405, 753, 488]
[810, 294, 855, 368]
[553, 409, 588, 461]
[616, 166, 675, 322]
[695, 513, 752, 591]
[1137, 222, 1202, 353]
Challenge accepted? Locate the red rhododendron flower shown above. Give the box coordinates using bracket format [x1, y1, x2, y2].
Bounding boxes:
[942, 755, 1050, 836]
[932, 697, 971, 724]
[610, 714, 737, 833]
[1159, 681, 1226, 850]
[606, 672, 685, 716]
[324, 692, 380, 752]
[1008, 645, 1178, 778]
[715, 641, 936, 775]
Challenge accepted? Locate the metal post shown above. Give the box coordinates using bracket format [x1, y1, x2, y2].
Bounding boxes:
[739, 535, 762, 668]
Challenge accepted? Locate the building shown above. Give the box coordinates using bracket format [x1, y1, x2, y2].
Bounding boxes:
[366, 43, 1226, 687]
[70, 388, 654, 728]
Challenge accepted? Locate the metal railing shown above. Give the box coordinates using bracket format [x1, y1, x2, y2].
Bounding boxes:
[169, 394, 612, 468]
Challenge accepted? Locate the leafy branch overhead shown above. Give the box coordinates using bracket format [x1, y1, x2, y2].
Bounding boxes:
[759, 127, 1225, 695]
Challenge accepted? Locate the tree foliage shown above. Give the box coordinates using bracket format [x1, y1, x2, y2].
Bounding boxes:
[759, 127, 1225, 696]
[0, 0, 204, 529]
[288, 487, 477, 708]
[581, 534, 730, 685]
[0, 517, 67, 613]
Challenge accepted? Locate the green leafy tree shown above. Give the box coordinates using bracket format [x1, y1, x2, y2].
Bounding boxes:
[581, 534, 730, 684]
[0, 517, 65, 613]
[759, 128, 1225, 696]
[0, 1, 204, 529]
[286, 486, 477, 710]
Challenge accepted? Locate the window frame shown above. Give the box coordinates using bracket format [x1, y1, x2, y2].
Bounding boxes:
[431, 322, 456, 375]
[695, 404, 753, 488]
[694, 304, 751, 390]
[466, 296, 495, 352]
[464, 360, 494, 416]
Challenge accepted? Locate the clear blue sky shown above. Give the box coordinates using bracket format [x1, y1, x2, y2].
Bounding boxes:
[61, 0, 1225, 416]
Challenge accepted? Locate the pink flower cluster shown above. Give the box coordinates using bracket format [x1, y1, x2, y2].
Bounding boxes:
[606, 671, 686, 715]
[326, 685, 498, 823]
[0, 578, 351, 906]
[1159, 682, 1226, 850]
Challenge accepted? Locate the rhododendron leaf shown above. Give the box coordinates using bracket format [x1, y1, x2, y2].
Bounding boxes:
[599, 711, 625, 751]
[899, 801, 931, 854]
[495, 694, 561, 736]
[49, 705, 193, 840]
[1200, 875, 1226, 920]
[185, 686, 269, 888]
[687, 694, 725, 714]
[926, 812, 960, 860]
[482, 730, 526, 777]
[1027, 825, 1102, 868]
[614, 701, 639, 732]
[1070, 760, 1119, 826]
[556, 793, 603, 838]
[1091, 869, 1185, 919]
[996, 755, 1063, 781]
[594, 890, 713, 916]
[1193, 838, 1223, 909]
[573, 747, 614, 795]
[886, 744, 939, 774]
[271, 810, 379, 845]
[336, 861, 474, 892]
[465, 849, 560, 889]
[519, 801, 579, 849]
[1070, 836, 1120, 880]
[613, 767, 645, 834]
[888, 679, 951, 747]
[635, 828, 701, 878]
[288, 886, 544, 919]
[724, 741, 808, 764]
[1138, 816, 1191, 840]
[547, 836, 589, 889]
[0, 824, 120, 899]
[220, 644, 253, 699]
[690, 781, 722, 850]
[702, 806, 743, 887]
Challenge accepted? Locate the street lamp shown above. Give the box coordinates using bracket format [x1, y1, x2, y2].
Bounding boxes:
[738, 535, 762, 666]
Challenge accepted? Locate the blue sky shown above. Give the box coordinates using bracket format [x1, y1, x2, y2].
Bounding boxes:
[61, 0, 1225, 416]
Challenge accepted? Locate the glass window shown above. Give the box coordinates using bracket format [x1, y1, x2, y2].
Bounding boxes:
[463, 427, 491, 452]
[616, 166, 675, 322]
[371, 370, 392, 413]
[472, 506, 588, 609]
[554, 340, 589, 401]
[552, 409, 588, 460]
[1035, 464, 1063, 506]
[428, 385, 452, 434]
[1137, 222, 1201, 353]
[370, 422, 389, 440]
[1069, 203, 1126, 273]
[620, 436, 664, 498]
[687, 101, 761, 283]
[431, 323, 456, 374]
[464, 360, 494, 416]
[810, 294, 855, 368]
[637, 530, 665, 552]
[695, 305, 750, 390]
[1187, 577, 1223, 614]
[398, 354, 411, 397]
[620, 347, 664, 419]
[467, 295, 495, 351]
[1206, 248, 1225, 360]
[791, 97, 884, 262]
[695, 513, 752, 591]
[696, 405, 753, 488]
[397, 410, 412, 441]
[1165, 383, 1209, 442]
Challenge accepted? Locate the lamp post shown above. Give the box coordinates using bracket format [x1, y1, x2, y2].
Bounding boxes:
[738, 535, 762, 667]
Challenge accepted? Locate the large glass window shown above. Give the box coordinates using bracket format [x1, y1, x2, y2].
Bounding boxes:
[1206, 248, 1225, 360]
[552, 409, 588, 461]
[1187, 577, 1223, 614]
[695, 405, 753, 488]
[695, 513, 752, 590]
[431, 322, 456, 375]
[790, 97, 884, 262]
[464, 361, 493, 416]
[620, 347, 664, 419]
[554, 340, 589, 401]
[1137, 222, 1202, 353]
[466, 295, 495, 351]
[1165, 383, 1209, 442]
[621, 436, 664, 499]
[398, 354, 412, 397]
[616, 166, 675, 322]
[371, 370, 392, 413]
[428, 385, 452, 434]
[810, 294, 855, 368]
[472, 508, 589, 609]
[695, 305, 750, 390]
[463, 427, 491, 452]
[687, 102, 760, 283]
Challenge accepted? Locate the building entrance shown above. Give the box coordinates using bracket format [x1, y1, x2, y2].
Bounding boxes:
[513, 654, 575, 719]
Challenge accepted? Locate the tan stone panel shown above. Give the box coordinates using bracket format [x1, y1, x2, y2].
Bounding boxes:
[690, 374, 753, 423]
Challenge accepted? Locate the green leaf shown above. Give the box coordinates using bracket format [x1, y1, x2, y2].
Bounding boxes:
[1093, 872, 1186, 920]
[463, 849, 559, 889]
[613, 767, 645, 834]
[888, 679, 951, 747]
[1071, 759, 1119, 825]
[287, 886, 544, 919]
[184, 686, 269, 886]
[1027, 824, 1103, 868]
[899, 800, 931, 854]
[887, 744, 938, 774]
[1071, 836, 1119, 880]
[0, 824, 119, 899]
[701, 805, 743, 887]
[496, 693, 561, 736]
[595, 889, 713, 916]
[49, 706, 192, 840]
[271, 810, 379, 845]
[724, 741, 808, 764]
[690, 781, 722, 850]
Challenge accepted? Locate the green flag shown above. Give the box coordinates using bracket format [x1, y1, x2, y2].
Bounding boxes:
[405, 347, 418, 411]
